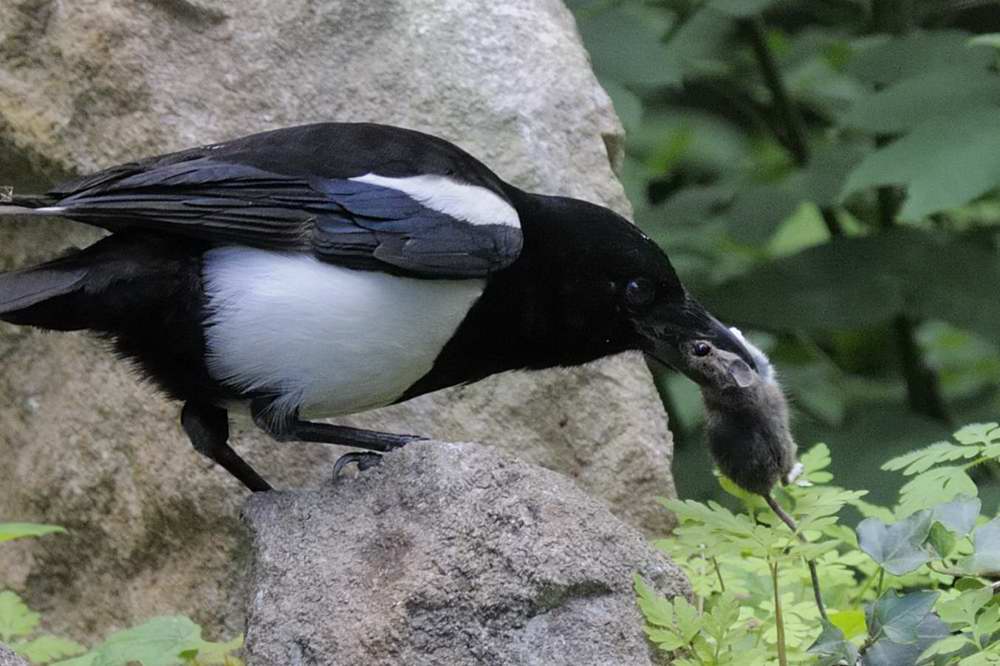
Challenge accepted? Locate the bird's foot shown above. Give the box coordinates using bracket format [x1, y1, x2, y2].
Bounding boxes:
[333, 451, 385, 478]
[331, 434, 426, 479]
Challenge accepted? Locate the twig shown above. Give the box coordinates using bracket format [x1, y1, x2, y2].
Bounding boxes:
[711, 556, 727, 593]
[764, 493, 829, 622]
[771, 560, 789, 666]
[742, 15, 846, 239]
[742, 16, 808, 166]
[874, 149, 951, 424]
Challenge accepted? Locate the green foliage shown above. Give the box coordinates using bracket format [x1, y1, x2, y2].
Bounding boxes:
[637, 423, 1000, 665]
[0, 524, 66, 544]
[52, 618, 243, 666]
[884, 422, 999, 515]
[0, 524, 242, 666]
[569, 0, 1000, 507]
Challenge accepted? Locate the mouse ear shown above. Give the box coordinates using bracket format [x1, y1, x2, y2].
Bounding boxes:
[726, 358, 756, 388]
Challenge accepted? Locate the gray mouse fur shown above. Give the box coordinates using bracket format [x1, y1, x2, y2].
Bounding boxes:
[682, 330, 799, 495]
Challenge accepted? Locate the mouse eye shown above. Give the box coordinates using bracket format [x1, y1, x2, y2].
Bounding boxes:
[624, 278, 656, 308]
[693, 342, 711, 357]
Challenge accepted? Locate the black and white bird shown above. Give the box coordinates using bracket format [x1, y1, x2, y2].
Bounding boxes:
[0, 122, 757, 492]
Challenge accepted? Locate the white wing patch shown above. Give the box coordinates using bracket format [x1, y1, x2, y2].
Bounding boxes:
[203, 247, 484, 419]
[351, 173, 520, 228]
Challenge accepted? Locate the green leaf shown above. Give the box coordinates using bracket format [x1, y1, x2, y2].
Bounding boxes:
[898, 467, 979, 516]
[700, 229, 1000, 343]
[867, 590, 940, 644]
[883, 443, 981, 476]
[841, 107, 1000, 219]
[576, 7, 681, 87]
[828, 610, 867, 640]
[787, 142, 869, 207]
[969, 33, 1000, 50]
[840, 67, 1000, 133]
[807, 620, 859, 666]
[634, 575, 675, 628]
[0, 592, 39, 643]
[960, 517, 1000, 576]
[799, 443, 832, 476]
[927, 522, 957, 560]
[0, 523, 66, 544]
[179, 635, 243, 664]
[720, 184, 802, 245]
[866, 614, 951, 665]
[919, 634, 975, 661]
[13, 635, 86, 663]
[954, 423, 1000, 447]
[931, 495, 981, 536]
[847, 31, 994, 86]
[857, 511, 933, 575]
[674, 596, 702, 643]
[52, 616, 214, 666]
[936, 586, 992, 626]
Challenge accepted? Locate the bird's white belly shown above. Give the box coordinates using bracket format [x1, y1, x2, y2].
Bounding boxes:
[202, 247, 484, 419]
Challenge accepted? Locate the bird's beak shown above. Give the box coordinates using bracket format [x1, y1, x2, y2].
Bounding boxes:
[635, 296, 760, 380]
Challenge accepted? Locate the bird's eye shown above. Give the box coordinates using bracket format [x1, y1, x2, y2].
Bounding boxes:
[624, 278, 656, 308]
[693, 342, 711, 357]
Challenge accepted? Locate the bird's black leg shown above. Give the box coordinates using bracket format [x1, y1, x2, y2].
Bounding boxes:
[250, 398, 425, 474]
[181, 401, 272, 492]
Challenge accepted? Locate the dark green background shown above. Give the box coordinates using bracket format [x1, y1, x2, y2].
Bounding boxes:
[568, 0, 1000, 513]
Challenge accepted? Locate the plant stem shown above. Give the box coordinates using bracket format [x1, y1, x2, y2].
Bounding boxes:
[869, 0, 951, 425]
[771, 559, 789, 666]
[742, 15, 846, 240]
[874, 151, 952, 424]
[764, 493, 829, 621]
[743, 16, 808, 166]
[892, 313, 952, 424]
[711, 556, 727, 592]
[877, 568, 885, 597]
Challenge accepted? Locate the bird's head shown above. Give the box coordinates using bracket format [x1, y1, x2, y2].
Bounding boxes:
[512, 192, 760, 381]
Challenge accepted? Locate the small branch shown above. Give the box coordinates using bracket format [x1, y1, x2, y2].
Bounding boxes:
[711, 556, 727, 593]
[743, 16, 846, 239]
[743, 16, 809, 167]
[764, 493, 829, 622]
[820, 207, 844, 238]
[892, 314, 952, 424]
[874, 167, 952, 423]
[771, 560, 789, 666]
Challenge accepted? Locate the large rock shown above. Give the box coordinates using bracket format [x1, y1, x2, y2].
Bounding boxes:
[244, 441, 688, 666]
[0, 0, 678, 643]
[0, 645, 28, 666]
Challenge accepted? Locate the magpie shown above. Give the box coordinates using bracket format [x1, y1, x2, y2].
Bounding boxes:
[0, 122, 757, 492]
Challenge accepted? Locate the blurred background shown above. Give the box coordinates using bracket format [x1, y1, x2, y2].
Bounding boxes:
[568, 0, 1000, 510]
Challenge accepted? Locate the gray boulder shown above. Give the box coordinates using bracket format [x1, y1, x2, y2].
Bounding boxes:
[0, 645, 27, 666]
[0, 0, 678, 643]
[243, 441, 689, 666]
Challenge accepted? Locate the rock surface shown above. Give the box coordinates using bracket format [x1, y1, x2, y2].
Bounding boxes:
[0, 646, 28, 666]
[244, 441, 689, 666]
[0, 0, 678, 643]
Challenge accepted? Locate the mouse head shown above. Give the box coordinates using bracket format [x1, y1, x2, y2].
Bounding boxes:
[681, 339, 760, 398]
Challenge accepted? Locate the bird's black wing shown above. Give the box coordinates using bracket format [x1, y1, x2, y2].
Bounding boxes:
[38, 124, 523, 278]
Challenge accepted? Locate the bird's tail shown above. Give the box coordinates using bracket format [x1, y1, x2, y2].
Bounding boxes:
[0, 186, 93, 329]
[0, 185, 57, 217]
[0, 261, 89, 330]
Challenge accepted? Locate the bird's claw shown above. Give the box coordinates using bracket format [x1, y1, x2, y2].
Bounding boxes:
[332, 451, 384, 478]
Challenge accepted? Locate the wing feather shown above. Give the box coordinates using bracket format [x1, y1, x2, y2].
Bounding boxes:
[46, 158, 522, 278]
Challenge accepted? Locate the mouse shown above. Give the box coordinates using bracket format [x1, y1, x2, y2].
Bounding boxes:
[681, 328, 801, 495]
